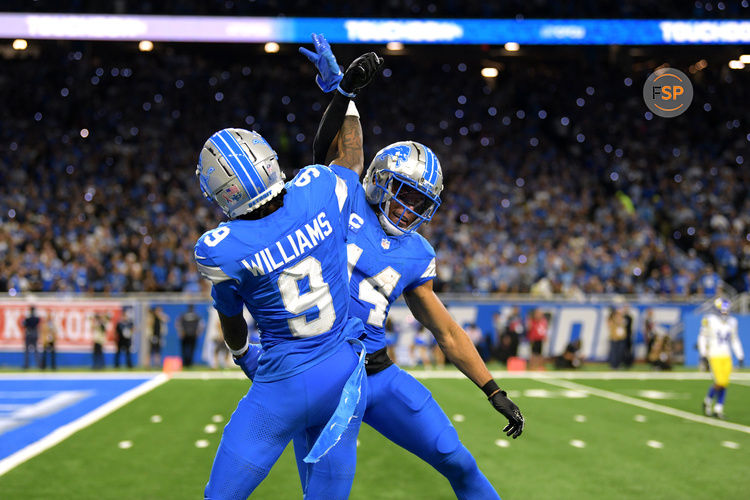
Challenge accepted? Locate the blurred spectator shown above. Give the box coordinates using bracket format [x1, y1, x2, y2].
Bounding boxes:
[607, 308, 627, 369]
[40, 311, 57, 370]
[177, 304, 203, 368]
[493, 308, 523, 364]
[115, 307, 134, 368]
[412, 327, 443, 368]
[208, 313, 230, 369]
[384, 317, 398, 362]
[623, 305, 634, 368]
[526, 309, 548, 370]
[643, 308, 659, 362]
[147, 306, 168, 368]
[464, 323, 488, 361]
[554, 339, 583, 369]
[22, 306, 41, 369]
[648, 331, 673, 370]
[92, 313, 108, 369]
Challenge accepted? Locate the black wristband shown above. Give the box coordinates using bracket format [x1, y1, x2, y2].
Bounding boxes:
[481, 379, 501, 398]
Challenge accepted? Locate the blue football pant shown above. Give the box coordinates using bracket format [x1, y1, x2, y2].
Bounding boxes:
[293, 364, 500, 500]
[205, 342, 366, 500]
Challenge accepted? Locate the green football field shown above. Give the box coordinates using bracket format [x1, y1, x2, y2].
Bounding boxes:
[2, 371, 750, 499]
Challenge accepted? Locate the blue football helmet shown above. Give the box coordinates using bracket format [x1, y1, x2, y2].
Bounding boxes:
[196, 128, 285, 218]
[714, 297, 731, 315]
[363, 141, 443, 236]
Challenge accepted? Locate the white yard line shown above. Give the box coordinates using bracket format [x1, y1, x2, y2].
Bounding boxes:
[414, 369, 750, 381]
[0, 374, 169, 476]
[489, 371, 750, 381]
[5, 369, 749, 382]
[538, 378, 750, 435]
[0, 372, 162, 380]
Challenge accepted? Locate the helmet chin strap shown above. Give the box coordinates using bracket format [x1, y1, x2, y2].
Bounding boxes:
[378, 212, 405, 236]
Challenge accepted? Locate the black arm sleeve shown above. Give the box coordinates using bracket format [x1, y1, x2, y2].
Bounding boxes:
[312, 91, 351, 165]
[217, 311, 248, 352]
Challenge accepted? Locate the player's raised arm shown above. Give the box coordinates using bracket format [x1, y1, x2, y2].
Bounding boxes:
[313, 53, 382, 172]
[404, 280, 525, 438]
[300, 34, 383, 173]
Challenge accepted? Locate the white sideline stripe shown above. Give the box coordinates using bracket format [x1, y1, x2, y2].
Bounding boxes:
[167, 369, 750, 381]
[538, 378, 750, 435]
[0, 374, 169, 476]
[0, 372, 163, 380]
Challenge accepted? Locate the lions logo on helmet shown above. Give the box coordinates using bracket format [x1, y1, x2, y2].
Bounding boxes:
[196, 128, 286, 218]
[363, 141, 443, 236]
[714, 298, 731, 316]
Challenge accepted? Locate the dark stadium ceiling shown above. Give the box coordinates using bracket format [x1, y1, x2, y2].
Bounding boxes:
[3, 38, 747, 74]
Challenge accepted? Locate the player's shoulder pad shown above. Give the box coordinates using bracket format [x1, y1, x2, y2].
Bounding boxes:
[329, 163, 362, 186]
[289, 164, 350, 215]
[305, 163, 336, 182]
[291, 164, 337, 194]
[405, 232, 436, 282]
[194, 226, 233, 284]
[409, 231, 437, 260]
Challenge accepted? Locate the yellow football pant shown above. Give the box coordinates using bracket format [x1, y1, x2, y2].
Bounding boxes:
[709, 356, 732, 387]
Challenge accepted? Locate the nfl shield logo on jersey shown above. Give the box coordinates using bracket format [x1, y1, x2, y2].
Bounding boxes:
[381, 238, 390, 249]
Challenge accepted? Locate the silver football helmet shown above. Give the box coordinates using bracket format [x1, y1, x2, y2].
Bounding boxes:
[196, 128, 286, 218]
[363, 141, 443, 236]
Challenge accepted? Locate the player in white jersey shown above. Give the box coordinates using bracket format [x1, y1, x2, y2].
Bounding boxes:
[698, 298, 744, 419]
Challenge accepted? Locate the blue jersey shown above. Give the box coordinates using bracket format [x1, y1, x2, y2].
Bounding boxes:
[194, 165, 360, 382]
[331, 165, 436, 353]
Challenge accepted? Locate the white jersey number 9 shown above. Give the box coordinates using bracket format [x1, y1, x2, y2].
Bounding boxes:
[204, 227, 231, 247]
[278, 256, 336, 337]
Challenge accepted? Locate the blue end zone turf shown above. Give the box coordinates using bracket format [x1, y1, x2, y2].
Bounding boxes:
[0, 376, 155, 461]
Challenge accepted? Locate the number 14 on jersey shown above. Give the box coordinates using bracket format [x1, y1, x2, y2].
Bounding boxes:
[347, 243, 402, 328]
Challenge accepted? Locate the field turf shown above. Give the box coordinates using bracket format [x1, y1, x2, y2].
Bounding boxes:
[2, 371, 749, 499]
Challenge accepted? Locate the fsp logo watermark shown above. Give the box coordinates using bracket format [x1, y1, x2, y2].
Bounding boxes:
[642, 68, 693, 118]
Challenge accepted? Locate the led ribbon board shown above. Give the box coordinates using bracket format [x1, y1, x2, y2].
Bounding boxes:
[1, 14, 750, 44]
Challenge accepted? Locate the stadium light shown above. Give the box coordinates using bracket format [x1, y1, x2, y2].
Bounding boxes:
[12, 39, 27, 50]
[386, 41, 404, 51]
[264, 42, 280, 53]
[740, 54, 750, 64]
[138, 40, 154, 52]
[481, 67, 499, 78]
[504, 42, 520, 52]
[728, 60, 745, 69]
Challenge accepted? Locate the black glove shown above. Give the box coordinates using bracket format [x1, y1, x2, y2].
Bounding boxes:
[489, 390, 524, 439]
[699, 357, 709, 372]
[739, 358, 744, 369]
[338, 52, 384, 97]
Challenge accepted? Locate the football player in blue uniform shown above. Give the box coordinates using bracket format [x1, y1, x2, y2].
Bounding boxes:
[194, 51, 384, 500]
[241, 34, 524, 499]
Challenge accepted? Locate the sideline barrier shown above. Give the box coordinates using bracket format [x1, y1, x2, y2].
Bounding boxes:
[1, 295, 747, 367]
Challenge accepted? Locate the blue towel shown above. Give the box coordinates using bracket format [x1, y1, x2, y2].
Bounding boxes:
[304, 338, 366, 463]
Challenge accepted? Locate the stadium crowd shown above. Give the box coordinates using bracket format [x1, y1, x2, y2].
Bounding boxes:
[1, 43, 748, 296]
